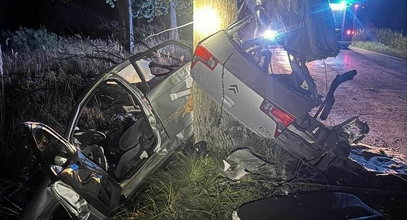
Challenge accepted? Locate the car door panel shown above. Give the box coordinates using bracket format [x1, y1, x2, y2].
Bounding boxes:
[146, 63, 193, 139]
[24, 122, 121, 217]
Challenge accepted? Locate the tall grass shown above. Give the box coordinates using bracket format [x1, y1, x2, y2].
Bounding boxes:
[0, 26, 191, 218]
[0, 28, 167, 176]
[352, 28, 407, 58]
[116, 152, 261, 220]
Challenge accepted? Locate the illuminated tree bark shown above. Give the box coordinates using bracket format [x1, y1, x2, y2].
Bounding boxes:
[193, 0, 237, 47]
[192, 0, 245, 157]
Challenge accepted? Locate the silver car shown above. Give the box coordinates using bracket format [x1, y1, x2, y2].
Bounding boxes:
[191, 16, 369, 171]
[22, 41, 194, 219]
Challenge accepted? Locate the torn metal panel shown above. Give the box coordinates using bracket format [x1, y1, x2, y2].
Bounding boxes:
[349, 143, 407, 175]
[51, 181, 90, 220]
[334, 117, 369, 145]
[276, 114, 356, 171]
[222, 148, 276, 180]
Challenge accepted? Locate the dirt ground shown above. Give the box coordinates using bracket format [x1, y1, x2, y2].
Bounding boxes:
[271, 48, 407, 159]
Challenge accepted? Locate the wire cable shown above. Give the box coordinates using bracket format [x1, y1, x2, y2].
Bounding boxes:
[144, 22, 193, 40]
[218, 51, 235, 126]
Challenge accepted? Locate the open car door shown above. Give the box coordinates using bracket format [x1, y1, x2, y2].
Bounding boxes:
[24, 122, 121, 218]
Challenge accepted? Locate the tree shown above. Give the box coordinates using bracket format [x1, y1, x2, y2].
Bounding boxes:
[132, 0, 192, 40]
[117, 0, 134, 53]
[108, 0, 192, 49]
[169, 0, 179, 40]
[107, 0, 134, 53]
[192, 0, 244, 157]
[0, 44, 4, 138]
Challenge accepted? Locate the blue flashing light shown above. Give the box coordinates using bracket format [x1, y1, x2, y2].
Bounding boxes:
[330, 2, 347, 11]
[263, 29, 278, 41]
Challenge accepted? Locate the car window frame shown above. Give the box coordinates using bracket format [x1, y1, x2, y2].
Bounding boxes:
[128, 40, 192, 92]
[64, 73, 155, 145]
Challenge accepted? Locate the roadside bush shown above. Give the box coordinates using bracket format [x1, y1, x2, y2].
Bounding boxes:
[352, 28, 407, 58]
[5, 27, 60, 52]
[0, 29, 133, 179]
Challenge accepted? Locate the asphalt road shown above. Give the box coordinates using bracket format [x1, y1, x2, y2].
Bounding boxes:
[272, 48, 407, 158]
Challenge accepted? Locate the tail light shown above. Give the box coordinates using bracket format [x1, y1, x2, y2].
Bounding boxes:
[260, 99, 296, 137]
[191, 45, 219, 70]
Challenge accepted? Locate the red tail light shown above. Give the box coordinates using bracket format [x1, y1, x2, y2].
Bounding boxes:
[191, 45, 219, 70]
[346, 30, 355, 36]
[270, 107, 295, 127]
[260, 99, 296, 137]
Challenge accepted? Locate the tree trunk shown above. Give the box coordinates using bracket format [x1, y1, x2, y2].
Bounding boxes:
[193, 0, 237, 48]
[192, 0, 244, 158]
[0, 44, 4, 137]
[118, 0, 134, 53]
[169, 0, 180, 40]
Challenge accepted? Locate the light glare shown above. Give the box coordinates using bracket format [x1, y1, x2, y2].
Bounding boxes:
[194, 7, 221, 36]
[330, 2, 347, 11]
[263, 29, 278, 40]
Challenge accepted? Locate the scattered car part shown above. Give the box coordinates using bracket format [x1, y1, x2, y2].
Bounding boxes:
[222, 148, 276, 180]
[314, 70, 358, 120]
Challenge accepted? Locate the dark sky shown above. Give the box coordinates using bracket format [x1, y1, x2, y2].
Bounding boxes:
[0, 0, 116, 36]
[357, 0, 407, 32]
[0, 0, 406, 34]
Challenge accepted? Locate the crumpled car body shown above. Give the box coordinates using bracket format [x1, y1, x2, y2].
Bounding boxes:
[22, 41, 194, 219]
[190, 15, 368, 171]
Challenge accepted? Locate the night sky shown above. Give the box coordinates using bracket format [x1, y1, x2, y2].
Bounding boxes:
[356, 0, 407, 32]
[0, 0, 406, 35]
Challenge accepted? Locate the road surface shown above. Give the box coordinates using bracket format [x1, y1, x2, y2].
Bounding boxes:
[272, 48, 407, 159]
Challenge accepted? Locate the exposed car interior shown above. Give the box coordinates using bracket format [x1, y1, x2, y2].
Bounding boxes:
[70, 43, 192, 182]
[74, 80, 156, 181]
[227, 15, 320, 104]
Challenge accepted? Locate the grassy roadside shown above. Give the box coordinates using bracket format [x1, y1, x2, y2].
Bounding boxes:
[116, 152, 261, 220]
[351, 28, 407, 59]
[116, 147, 299, 220]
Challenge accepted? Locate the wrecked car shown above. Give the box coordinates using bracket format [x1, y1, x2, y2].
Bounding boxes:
[21, 41, 194, 219]
[190, 1, 368, 171]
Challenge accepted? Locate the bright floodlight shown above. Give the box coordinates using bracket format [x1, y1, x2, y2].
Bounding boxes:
[330, 2, 347, 11]
[194, 7, 221, 36]
[263, 29, 278, 40]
